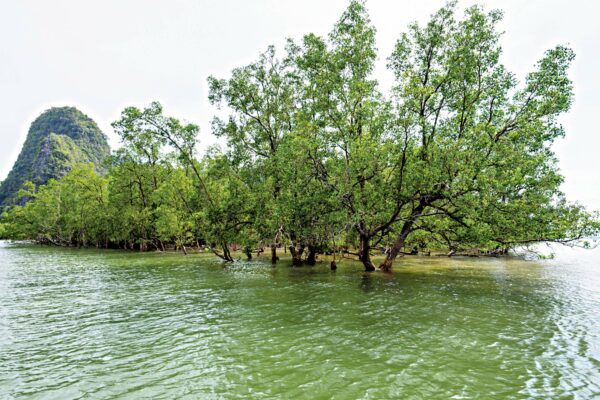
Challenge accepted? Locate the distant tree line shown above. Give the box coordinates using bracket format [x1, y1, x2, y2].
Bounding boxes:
[1, 1, 598, 271]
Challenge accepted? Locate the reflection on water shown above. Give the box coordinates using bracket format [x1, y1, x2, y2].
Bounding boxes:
[0, 241, 598, 399]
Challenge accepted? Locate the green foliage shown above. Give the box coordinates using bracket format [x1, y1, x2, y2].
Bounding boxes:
[2, 1, 598, 270]
[0, 107, 110, 209]
[2, 164, 108, 246]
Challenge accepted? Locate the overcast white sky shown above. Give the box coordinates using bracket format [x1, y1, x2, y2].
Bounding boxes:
[1, 0, 599, 210]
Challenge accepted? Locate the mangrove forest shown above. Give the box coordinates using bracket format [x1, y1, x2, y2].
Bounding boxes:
[1, 1, 598, 272]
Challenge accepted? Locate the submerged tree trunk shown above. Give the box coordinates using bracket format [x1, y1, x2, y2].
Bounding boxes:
[244, 246, 252, 260]
[271, 227, 283, 264]
[379, 202, 427, 271]
[211, 242, 234, 262]
[379, 229, 409, 272]
[270, 244, 279, 264]
[222, 242, 233, 262]
[289, 243, 305, 266]
[305, 244, 317, 266]
[359, 234, 375, 272]
[331, 235, 337, 270]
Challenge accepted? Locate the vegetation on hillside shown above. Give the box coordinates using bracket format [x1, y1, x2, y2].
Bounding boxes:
[0, 107, 110, 209]
[1, 1, 598, 271]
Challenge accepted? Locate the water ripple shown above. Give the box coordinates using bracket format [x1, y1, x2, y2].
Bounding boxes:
[0, 242, 599, 399]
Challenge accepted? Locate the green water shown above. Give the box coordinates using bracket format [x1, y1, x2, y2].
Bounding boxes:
[0, 242, 599, 399]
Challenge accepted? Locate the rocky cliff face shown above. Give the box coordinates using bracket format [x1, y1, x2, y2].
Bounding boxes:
[0, 107, 110, 208]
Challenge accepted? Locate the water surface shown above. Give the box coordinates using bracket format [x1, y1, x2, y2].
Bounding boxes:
[0, 242, 599, 399]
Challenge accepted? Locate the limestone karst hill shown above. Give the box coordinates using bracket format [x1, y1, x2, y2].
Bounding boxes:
[0, 107, 110, 208]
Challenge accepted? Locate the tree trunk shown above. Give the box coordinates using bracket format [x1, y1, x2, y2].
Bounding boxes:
[289, 243, 304, 266]
[212, 242, 234, 262]
[359, 234, 375, 272]
[306, 244, 317, 266]
[331, 235, 337, 270]
[379, 202, 427, 271]
[270, 244, 278, 264]
[222, 242, 233, 262]
[244, 246, 252, 260]
[379, 229, 410, 272]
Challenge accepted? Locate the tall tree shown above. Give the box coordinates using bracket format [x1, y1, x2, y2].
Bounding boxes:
[112, 102, 246, 261]
[291, 0, 409, 271]
[208, 46, 297, 263]
[378, 3, 595, 270]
